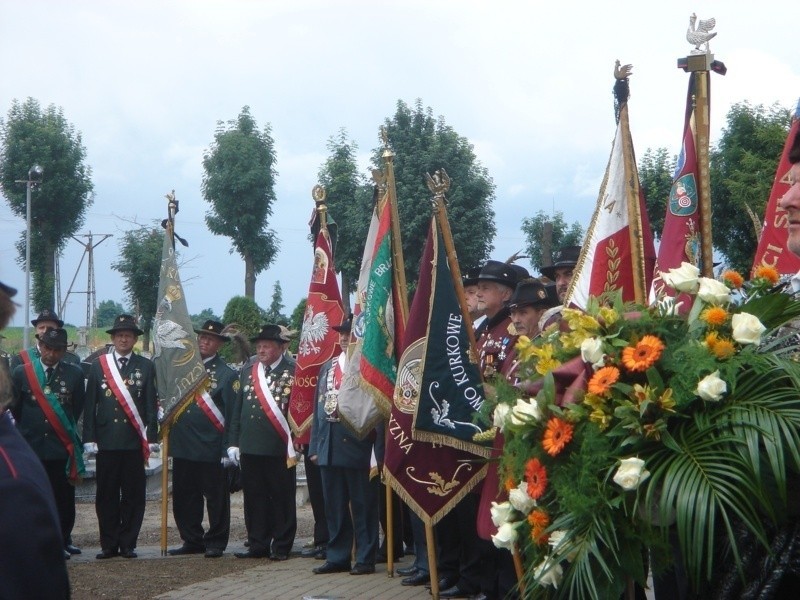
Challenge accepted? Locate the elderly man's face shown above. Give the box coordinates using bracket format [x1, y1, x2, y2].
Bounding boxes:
[779, 163, 800, 256]
[510, 305, 545, 337]
[197, 333, 224, 360]
[464, 284, 483, 319]
[477, 281, 513, 319]
[35, 320, 60, 337]
[40, 344, 66, 367]
[256, 340, 282, 366]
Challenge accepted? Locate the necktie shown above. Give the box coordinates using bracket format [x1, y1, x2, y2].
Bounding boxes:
[118, 357, 128, 370]
[45, 367, 54, 381]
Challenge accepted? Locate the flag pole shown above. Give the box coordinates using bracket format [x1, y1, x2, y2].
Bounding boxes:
[313, 184, 329, 234]
[380, 127, 409, 324]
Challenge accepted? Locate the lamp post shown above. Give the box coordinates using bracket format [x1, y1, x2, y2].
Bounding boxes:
[18, 165, 43, 347]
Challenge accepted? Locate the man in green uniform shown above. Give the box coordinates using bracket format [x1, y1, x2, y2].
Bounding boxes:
[83, 314, 159, 559]
[10, 309, 81, 372]
[168, 320, 237, 558]
[10, 327, 85, 560]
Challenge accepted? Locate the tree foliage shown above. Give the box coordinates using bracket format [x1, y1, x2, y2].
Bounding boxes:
[111, 224, 162, 348]
[373, 99, 496, 287]
[96, 299, 125, 327]
[202, 106, 279, 299]
[521, 210, 584, 275]
[190, 308, 221, 330]
[638, 147, 676, 240]
[220, 295, 263, 363]
[0, 97, 94, 311]
[710, 102, 791, 273]
[264, 280, 287, 325]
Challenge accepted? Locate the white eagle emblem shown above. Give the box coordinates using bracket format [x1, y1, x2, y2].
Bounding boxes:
[152, 318, 189, 359]
[298, 307, 329, 357]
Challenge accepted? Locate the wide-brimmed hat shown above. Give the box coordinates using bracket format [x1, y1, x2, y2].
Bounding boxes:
[106, 314, 144, 336]
[332, 314, 353, 333]
[194, 319, 229, 341]
[36, 327, 69, 350]
[478, 260, 518, 290]
[507, 279, 557, 310]
[31, 308, 64, 328]
[250, 324, 284, 343]
[540, 246, 581, 280]
[0, 280, 17, 298]
[461, 266, 482, 288]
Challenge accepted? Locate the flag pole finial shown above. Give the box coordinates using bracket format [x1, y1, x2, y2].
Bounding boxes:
[425, 169, 451, 207]
[380, 126, 394, 160]
[312, 184, 328, 232]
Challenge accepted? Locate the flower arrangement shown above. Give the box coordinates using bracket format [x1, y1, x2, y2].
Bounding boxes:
[486, 263, 800, 599]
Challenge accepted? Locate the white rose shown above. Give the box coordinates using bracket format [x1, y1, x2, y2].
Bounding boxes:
[580, 337, 605, 371]
[695, 371, 727, 402]
[491, 521, 519, 550]
[613, 457, 651, 491]
[547, 530, 566, 551]
[697, 277, 732, 305]
[510, 398, 541, 426]
[508, 482, 536, 514]
[490, 501, 515, 528]
[492, 403, 511, 432]
[534, 558, 564, 588]
[661, 262, 700, 292]
[732, 312, 767, 345]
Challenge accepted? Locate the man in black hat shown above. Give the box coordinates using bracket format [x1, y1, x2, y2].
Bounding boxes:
[83, 314, 158, 559]
[9, 308, 81, 373]
[10, 327, 85, 560]
[540, 245, 581, 304]
[227, 323, 297, 560]
[462, 266, 486, 330]
[167, 320, 237, 558]
[309, 315, 383, 576]
[475, 259, 519, 377]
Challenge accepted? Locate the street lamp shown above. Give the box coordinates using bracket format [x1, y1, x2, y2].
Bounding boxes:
[19, 165, 43, 347]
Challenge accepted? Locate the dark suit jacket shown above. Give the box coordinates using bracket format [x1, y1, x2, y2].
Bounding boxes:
[309, 356, 384, 469]
[228, 356, 295, 456]
[169, 354, 236, 462]
[10, 360, 85, 460]
[83, 353, 158, 449]
[0, 410, 70, 599]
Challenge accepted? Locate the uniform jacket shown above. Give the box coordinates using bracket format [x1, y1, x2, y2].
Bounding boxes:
[309, 355, 384, 469]
[83, 352, 158, 449]
[10, 346, 81, 372]
[169, 353, 237, 462]
[228, 355, 295, 456]
[10, 359, 85, 460]
[476, 308, 518, 379]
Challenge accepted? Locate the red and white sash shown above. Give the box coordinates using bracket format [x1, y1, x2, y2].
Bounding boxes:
[99, 354, 150, 461]
[252, 362, 297, 467]
[196, 390, 225, 432]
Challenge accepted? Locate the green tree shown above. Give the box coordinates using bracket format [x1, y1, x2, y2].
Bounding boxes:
[373, 99, 496, 287]
[521, 210, 584, 274]
[710, 102, 791, 273]
[112, 225, 162, 349]
[221, 295, 263, 363]
[317, 129, 373, 304]
[191, 308, 221, 329]
[288, 297, 307, 355]
[202, 106, 280, 299]
[638, 147, 676, 240]
[96, 299, 125, 327]
[0, 98, 94, 311]
[264, 280, 287, 325]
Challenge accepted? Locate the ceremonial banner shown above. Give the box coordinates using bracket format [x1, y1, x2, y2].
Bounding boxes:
[650, 74, 706, 301]
[153, 221, 208, 430]
[751, 98, 800, 275]
[288, 227, 344, 441]
[384, 220, 489, 526]
[359, 198, 399, 417]
[338, 202, 384, 439]
[568, 82, 656, 308]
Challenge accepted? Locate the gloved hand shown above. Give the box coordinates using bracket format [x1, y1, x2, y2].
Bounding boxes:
[227, 446, 240, 466]
[157, 405, 165, 421]
[221, 457, 234, 468]
[83, 442, 98, 455]
[148, 443, 161, 454]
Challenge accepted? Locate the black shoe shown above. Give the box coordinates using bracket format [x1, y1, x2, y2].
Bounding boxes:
[468, 594, 489, 600]
[234, 550, 268, 559]
[315, 547, 327, 560]
[301, 544, 326, 558]
[439, 584, 474, 599]
[168, 544, 205, 556]
[204, 548, 223, 558]
[64, 550, 71, 560]
[397, 565, 418, 576]
[244, 540, 250, 547]
[350, 563, 375, 575]
[119, 549, 137, 559]
[96, 549, 118, 560]
[313, 561, 351, 574]
[402, 572, 430, 586]
[65, 544, 82, 555]
[270, 553, 289, 561]
[427, 575, 459, 590]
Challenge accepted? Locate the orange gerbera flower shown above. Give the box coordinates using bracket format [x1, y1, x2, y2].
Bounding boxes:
[542, 417, 575, 457]
[588, 366, 620, 396]
[721, 270, 744, 289]
[525, 458, 548, 500]
[701, 306, 729, 327]
[753, 265, 780, 285]
[621, 335, 665, 372]
[528, 509, 550, 545]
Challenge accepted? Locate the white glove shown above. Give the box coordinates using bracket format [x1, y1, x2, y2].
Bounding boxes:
[83, 442, 98, 455]
[221, 457, 233, 468]
[157, 406, 165, 421]
[148, 443, 161, 453]
[227, 446, 240, 466]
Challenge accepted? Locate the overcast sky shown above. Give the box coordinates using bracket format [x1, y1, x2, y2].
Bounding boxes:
[1, 0, 798, 329]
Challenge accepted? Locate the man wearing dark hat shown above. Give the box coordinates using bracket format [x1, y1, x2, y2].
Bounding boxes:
[83, 314, 158, 559]
[475, 259, 519, 377]
[540, 245, 581, 304]
[462, 266, 486, 330]
[309, 315, 383, 576]
[227, 323, 297, 560]
[10, 327, 86, 560]
[10, 308, 81, 373]
[167, 320, 237, 558]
